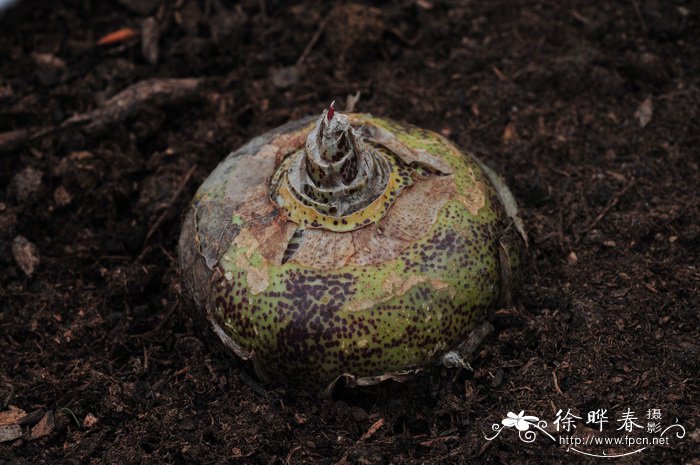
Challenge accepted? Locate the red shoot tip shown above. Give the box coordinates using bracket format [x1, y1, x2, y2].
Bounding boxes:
[327, 100, 335, 121]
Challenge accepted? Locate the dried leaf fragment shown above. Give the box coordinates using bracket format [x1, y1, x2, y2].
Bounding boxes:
[97, 27, 140, 46]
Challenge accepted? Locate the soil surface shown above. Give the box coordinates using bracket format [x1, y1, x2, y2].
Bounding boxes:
[1, 1, 698, 464]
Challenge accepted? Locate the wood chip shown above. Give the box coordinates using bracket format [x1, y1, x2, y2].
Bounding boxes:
[634, 96, 653, 128]
[83, 413, 98, 428]
[12, 235, 40, 277]
[0, 425, 22, 443]
[0, 406, 26, 427]
[53, 186, 72, 206]
[30, 410, 54, 439]
[502, 122, 517, 142]
[9, 166, 42, 202]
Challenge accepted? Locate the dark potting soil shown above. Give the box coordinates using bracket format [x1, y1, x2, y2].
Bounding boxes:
[0, 1, 698, 463]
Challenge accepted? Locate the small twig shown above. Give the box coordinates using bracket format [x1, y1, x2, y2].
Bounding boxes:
[631, 0, 648, 33]
[477, 438, 493, 456]
[174, 366, 190, 377]
[570, 10, 592, 25]
[62, 78, 202, 134]
[334, 418, 385, 465]
[359, 418, 385, 441]
[2, 78, 202, 152]
[387, 27, 419, 46]
[284, 445, 301, 464]
[491, 66, 510, 82]
[138, 165, 197, 260]
[584, 180, 636, 232]
[552, 370, 563, 395]
[420, 435, 459, 447]
[296, 13, 331, 66]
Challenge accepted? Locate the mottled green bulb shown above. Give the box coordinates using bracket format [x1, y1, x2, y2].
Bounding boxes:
[179, 109, 526, 389]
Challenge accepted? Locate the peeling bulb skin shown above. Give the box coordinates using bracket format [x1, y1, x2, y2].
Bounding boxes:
[178, 108, 527, 390]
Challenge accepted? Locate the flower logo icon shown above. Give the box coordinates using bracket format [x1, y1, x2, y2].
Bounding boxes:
[486, 410, 554, 443]
[502, 411, 540, 431]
